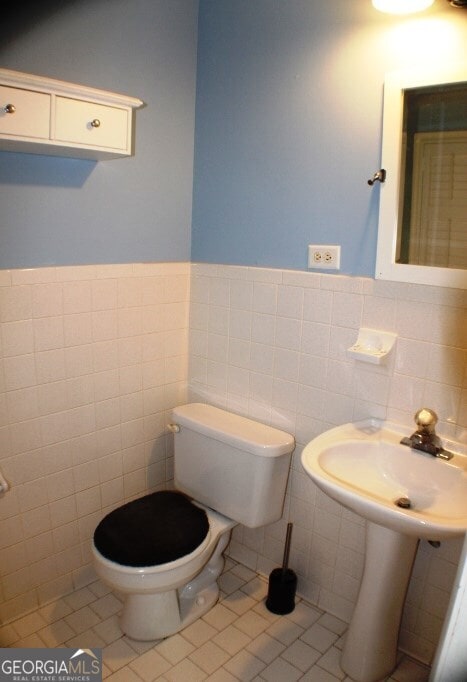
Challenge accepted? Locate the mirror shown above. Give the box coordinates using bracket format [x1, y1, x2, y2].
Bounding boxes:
[375, 66, 467, 289]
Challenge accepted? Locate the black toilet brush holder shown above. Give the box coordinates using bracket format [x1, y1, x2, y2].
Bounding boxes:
[266, 522, 297, 615]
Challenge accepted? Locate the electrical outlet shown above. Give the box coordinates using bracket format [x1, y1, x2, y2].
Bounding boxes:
[308, 244, 341, 270]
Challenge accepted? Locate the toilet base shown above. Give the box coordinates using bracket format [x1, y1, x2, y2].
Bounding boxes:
[120, 583, 220, 641]
[120, 528, 232, 640]
[121, 589, 180, 641]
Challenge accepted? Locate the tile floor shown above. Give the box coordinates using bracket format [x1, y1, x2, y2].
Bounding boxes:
[0, 559, 430, 682]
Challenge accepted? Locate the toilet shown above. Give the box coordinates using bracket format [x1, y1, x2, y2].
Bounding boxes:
[92, 402, 295, 640]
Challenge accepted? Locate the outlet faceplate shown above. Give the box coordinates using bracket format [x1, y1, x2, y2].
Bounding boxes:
[308, 244, 341, 270]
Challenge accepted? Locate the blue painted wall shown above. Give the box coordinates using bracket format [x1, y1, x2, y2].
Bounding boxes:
[1, 1, 466, 274]
[0, 0, 198, 268]
[192, 0, 467, 275]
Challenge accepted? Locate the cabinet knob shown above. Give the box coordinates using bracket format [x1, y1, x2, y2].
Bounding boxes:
[90, 118, 101, 128]
[4, 103, 16, 114]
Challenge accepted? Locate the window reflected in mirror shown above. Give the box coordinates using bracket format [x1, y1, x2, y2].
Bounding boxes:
[398, 83, 467, 270]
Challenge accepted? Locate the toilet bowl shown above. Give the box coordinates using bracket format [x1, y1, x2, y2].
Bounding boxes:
[93, 497, 235, 640]
[92, 403, 294, 640]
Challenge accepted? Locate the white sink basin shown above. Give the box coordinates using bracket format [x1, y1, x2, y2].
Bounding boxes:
[301, 419, 467, 539]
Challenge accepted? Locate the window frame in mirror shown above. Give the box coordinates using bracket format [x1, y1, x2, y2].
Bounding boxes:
[375, 66, 467, 289]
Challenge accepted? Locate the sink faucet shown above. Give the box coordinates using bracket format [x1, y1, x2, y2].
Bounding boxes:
[400, 408, 453, 460]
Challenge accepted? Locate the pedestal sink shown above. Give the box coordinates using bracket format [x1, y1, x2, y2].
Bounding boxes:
[301, 419, 467, 682]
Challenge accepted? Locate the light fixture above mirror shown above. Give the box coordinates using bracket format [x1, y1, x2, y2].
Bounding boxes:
[372, 0, 435, 14]
[372, 0, 467, 12]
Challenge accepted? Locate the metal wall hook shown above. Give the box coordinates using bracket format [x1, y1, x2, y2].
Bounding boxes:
[367, 168, 386, 186]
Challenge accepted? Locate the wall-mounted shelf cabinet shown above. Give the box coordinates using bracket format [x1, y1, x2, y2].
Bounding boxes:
[0, 68, 144, 160]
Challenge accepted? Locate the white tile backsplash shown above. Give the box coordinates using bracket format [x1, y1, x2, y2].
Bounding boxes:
[0, 260, 464, 668]
[0, 262, 189, 625]
[188, 263, 467, 665]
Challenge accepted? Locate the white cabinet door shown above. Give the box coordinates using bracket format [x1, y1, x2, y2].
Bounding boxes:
[54, 97, 129, 151]
[0, 86, 50, 139]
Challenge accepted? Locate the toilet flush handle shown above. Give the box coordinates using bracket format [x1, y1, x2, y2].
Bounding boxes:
[167, 423, 180, 433]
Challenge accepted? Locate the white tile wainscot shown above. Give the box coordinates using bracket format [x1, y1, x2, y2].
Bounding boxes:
[0, 260, 465, 670]
[188, 263, 467, 666]
[0, 262, 190, 624]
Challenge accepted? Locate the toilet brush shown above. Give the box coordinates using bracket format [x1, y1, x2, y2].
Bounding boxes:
[265, 522, 297, 614]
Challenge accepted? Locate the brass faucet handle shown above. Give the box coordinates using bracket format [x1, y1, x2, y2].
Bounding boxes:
[401, 408, 453, 460]
[414, 408, 438, 433]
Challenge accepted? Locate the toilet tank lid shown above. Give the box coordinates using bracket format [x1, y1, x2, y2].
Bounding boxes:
[172, 403, 295, 457]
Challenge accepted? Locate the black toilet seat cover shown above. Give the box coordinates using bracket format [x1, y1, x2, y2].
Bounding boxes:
[94, 491, 209, 567]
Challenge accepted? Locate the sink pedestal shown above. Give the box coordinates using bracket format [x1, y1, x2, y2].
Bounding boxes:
[341, 522, 419, 682]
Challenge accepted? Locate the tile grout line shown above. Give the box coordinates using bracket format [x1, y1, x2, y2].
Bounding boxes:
[1, 561, 431, 682]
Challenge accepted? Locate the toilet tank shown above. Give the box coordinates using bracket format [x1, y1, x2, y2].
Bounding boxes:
[171, 403, 295, 528]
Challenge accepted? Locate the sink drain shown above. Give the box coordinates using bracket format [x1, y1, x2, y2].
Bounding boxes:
[395, 497, 411, 509]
